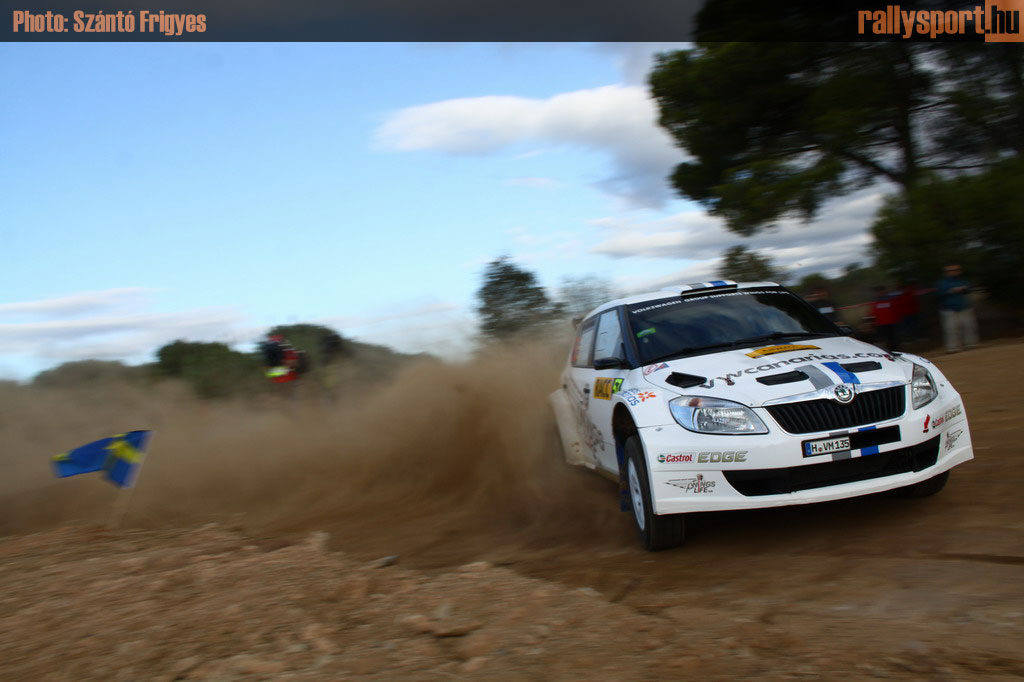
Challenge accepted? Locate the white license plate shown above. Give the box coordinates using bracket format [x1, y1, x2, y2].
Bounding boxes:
[803, 435, 851, 457]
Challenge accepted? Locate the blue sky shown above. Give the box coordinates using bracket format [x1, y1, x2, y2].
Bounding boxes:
[0, 43, 878, 380]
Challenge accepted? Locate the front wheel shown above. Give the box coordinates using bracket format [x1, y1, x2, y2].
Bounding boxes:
[624, 435, 685, 551]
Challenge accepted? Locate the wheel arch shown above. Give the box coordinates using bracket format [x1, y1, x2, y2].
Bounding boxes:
[612, 404, 639, 511]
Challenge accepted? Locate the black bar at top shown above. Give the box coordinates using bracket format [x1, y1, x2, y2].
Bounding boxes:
[1, 0, 1011, 42]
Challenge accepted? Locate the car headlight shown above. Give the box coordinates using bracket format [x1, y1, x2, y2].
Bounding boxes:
[669, 396, 768, 435]
[911, 363, 938, 409]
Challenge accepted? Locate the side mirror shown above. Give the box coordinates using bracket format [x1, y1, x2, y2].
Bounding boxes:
[837, 324, 854, 336]
[593, 357, 626, 370]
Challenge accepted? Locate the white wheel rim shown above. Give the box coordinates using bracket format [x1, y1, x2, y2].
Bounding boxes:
[627, 459, 645, 531]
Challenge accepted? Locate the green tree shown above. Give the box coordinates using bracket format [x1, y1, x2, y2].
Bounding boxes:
[794, 265, 886, 311]
[33, 360, 144, 388]
[266, 323, 349, 371]
[872, 158, 1024, 303]
[156, 340, 262, 398]
[558, 275, 613, 319]
[718, 245, 783, 283]
[476, 257, 563, 339]
[934, 44, 1024, 165]
[796, 272, 830, 295]
[649, 36, 1022, 236]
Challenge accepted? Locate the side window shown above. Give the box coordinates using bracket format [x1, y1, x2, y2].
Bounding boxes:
[571, 318, 598, 368]
[593, 310, 625, 362]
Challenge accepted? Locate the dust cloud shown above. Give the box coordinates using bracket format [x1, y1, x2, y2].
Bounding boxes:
[0, 342, 626, 555]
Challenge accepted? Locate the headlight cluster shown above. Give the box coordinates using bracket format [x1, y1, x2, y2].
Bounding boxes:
[669, 396, 768, 435]
[911, 363, 938, 409]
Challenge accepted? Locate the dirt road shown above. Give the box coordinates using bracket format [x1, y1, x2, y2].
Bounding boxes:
[1, 342, 1022, 679]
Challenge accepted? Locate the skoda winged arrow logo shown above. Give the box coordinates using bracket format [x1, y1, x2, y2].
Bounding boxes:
[832, 383, 855, 404]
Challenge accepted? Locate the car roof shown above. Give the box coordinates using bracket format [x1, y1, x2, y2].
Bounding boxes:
[583, 280, 783, 320]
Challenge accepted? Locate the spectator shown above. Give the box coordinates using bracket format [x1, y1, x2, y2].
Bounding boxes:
[806, 286, 838, 323]
[260, 335, 306, 384]
[871, 285, 901, 351]
[937, 264, 978, 353]
[894, 279, 920, 342]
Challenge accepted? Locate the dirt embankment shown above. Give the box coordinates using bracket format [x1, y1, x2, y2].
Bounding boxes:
[0, 341, 1022, 679]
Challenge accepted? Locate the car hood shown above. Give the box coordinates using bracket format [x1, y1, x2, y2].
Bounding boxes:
[641, 336, 912, 407]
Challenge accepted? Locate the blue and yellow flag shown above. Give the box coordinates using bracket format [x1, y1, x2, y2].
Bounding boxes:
[52, 431, 151, 488]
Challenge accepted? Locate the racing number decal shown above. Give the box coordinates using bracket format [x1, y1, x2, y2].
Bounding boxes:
[593, 378, 615, 400]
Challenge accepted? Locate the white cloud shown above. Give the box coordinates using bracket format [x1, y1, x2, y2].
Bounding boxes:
[317, 301, 460, 331]
[495, 227, 588, 268]
[0, 288, 156, 318]
[321, 300, 475, 361]
[0, 290, 475, 374]
[0, 308, 247, 361]
[376, 85, 681, 208]
[0, 289, 254, 369]
[614, 261, 722, 295]
[590, 190, 885, 282]
[350, 316, 477, 362]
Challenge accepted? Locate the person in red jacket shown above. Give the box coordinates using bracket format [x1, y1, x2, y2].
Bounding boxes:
[261, 335, 307, 384]
[871, 285, 901, 352]
[893, 279, 920, 343]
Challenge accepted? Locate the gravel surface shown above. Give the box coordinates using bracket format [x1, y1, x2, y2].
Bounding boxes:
[1, 341, 1022, 680]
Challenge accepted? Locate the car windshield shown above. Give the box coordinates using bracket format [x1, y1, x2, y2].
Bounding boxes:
[626, 288, 839, 365]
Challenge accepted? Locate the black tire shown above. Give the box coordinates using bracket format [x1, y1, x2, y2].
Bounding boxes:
[896, 471, 950, 498]
[624, 435, 685, 551]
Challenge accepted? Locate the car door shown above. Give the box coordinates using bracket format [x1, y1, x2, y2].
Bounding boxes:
[587, 308, 629, 472]
[566, 316, 601, 467]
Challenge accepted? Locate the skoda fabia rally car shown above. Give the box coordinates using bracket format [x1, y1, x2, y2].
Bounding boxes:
[549, 281, 973, 550]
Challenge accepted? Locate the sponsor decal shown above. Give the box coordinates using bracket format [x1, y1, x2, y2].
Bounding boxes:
[657, 451, 748, 464]
[612, 378, 624, 393]
[922, 414, 930, 433]
[593, 378, 615, 400]
[666, 474, 716, 494]
[745, 344, 821, 359]
[698, 451, 747, 463]
[643, 362, 670, 376]
[697, 352, 894, 389]
[636, 327, 656, 339]
[619, 389, 657, 406]
[658, 453, 693, 463]
[928, 404, 963, 431]
[945, 429, 964, 452]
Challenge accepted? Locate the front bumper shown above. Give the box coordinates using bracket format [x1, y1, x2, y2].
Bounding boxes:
[640, 395, 973, 515]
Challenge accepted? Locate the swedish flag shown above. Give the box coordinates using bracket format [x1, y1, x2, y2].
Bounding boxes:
[52, 431, 151, 488]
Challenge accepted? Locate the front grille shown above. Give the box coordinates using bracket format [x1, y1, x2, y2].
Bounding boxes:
[765, 386, 905, 434]
[724, 436, 940, 496]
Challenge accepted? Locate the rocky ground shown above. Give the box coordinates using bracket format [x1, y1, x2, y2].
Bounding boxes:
[1, 342, 1022, 680]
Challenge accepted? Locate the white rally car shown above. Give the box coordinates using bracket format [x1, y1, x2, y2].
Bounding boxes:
[550, 281, 973, 550]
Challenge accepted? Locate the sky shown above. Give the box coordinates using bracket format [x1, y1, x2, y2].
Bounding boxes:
[0, 42, 883, 380]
